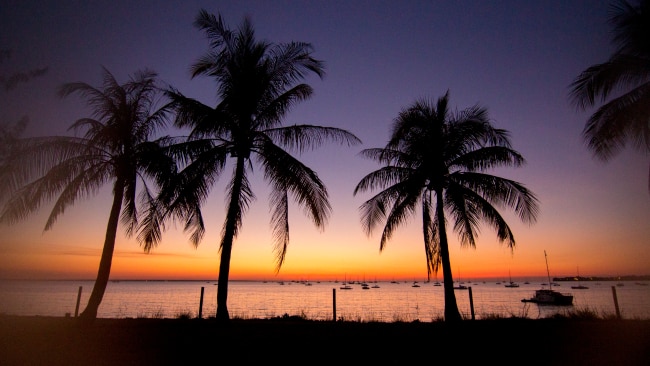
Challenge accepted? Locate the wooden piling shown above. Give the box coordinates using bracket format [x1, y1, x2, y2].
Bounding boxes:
[468, 286, 475, 320]
[198, 287, 205, 319]
[332, 288, 336, 322]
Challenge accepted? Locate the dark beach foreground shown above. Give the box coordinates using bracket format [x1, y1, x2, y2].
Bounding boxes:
[1, 315, 649, 366]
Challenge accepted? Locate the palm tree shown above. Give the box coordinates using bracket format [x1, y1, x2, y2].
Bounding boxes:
[353, 92, 539, 322]
[143, 10, 361, 322]
[569, 0, 650, 192]
[0, 67, 175, 320]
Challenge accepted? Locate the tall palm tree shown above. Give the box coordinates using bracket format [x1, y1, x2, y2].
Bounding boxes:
[569, 0, 650, 192]
[143, 10, 361, 322]
[0, 67, 175, 320]
[354, 92, 539, 322]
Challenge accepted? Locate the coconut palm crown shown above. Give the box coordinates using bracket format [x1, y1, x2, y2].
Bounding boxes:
[354, 92, 539, 322]
[143, 10, 361, 322]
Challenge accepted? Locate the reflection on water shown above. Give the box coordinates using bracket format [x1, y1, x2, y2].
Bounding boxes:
[0, 280, 648, 321]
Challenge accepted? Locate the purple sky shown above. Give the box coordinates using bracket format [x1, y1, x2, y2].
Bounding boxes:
[1, 1, 648, 280]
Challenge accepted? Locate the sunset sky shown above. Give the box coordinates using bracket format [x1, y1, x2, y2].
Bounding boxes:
[1, 0, 649, 282]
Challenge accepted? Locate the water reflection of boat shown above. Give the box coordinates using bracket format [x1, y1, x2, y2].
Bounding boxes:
[522, 251, 573, 306]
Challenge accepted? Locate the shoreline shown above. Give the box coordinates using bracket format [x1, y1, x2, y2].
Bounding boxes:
[3, 275, 649, 282]
[1, 315, 649, 365]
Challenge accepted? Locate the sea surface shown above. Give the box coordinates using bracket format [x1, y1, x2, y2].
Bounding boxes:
[1, 279, 649, 321]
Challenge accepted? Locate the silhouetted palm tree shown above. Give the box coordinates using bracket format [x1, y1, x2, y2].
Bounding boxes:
[0, 67, 175, 320]
[354, 92, 539, 322]
[570, 0, 650, 192]
[145, 10, 361, 322]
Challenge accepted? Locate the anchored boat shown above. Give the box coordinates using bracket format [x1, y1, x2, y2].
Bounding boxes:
[522, 251, 573, 306]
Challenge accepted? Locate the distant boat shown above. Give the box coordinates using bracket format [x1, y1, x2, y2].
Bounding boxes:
[521, 251, 573, 306]
[571, 267, 589, 290]
[504, 270, 519, 288]
[340, 274, 353, 290]
[454, 270, 468, 289]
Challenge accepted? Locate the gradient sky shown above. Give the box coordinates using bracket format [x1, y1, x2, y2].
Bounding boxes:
[1, 0, 648, 282]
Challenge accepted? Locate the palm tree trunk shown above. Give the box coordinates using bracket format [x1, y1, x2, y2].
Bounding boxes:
[215, 157, 245, 322]
[79, 180, 124, 321]
[436, 191, 462, 322]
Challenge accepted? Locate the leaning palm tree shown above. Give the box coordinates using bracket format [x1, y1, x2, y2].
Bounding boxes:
[569, 0, 650, 192]
[142, 10, 361, 322]
[0, 67, 175, 320]
[354, 92, 539, 322]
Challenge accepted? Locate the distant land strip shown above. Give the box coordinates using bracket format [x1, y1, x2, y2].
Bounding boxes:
[553, 275, 650, 282]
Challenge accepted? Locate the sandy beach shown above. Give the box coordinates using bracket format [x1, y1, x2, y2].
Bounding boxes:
[1, 315, 648, 365]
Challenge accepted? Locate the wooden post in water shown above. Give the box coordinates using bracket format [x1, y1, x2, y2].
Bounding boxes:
[332, 288, 337, 322]
[74, 286, 82, 317]
[198, 287, 205, 319]
[611, 286, 621, 319]
[468, 286, 475, 320]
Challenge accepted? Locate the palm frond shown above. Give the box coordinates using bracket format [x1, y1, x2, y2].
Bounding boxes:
[258, 140, 330, 229]
[264, 124, 361, 154]
[353, 165, 412, 196]
[422, 192, 441, 279]
[379, 183, 421, 250]
[452, 145, 525, 172]
[583, 81, 650, 159]
[454, 172, 539, 225]
[220, 164, 254, 243]
[448, 183, 516, 249]
[569, 54, 650, 110]
[269, 187, 290, 272]
[255, 84, 314, 130]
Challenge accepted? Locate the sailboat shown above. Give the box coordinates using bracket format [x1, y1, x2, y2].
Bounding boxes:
[504, 270, 519, 288]
[571, 266, 589, 289]
[521, 251, 573, 305]
[433, 275, 442, 286]
[340, 274, 352, 290]
[453, 269, 468, 290]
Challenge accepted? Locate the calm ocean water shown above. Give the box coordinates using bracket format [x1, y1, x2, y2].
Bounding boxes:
[1, 279, 649, 321]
